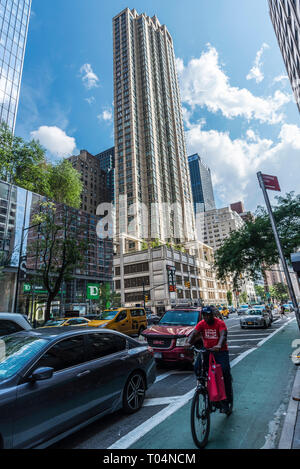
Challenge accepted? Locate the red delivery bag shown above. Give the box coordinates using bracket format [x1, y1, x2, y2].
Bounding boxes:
[207, 353, 227, 402]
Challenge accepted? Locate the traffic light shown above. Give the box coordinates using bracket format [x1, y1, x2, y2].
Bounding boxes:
[185, 281, 191, 289]
[145, 295, 149, 302]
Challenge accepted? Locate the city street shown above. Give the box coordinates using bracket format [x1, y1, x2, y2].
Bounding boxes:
[51, 312, 296, 449]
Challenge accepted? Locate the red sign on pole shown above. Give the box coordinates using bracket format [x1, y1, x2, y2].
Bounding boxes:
[261, 174, 281, 192]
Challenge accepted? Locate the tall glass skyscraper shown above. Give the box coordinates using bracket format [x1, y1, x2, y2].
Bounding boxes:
[268, 0, 300, 112]
[0, 0, 31, 132]
[188, 153, 216, 214]
[113, 8, 196, 247]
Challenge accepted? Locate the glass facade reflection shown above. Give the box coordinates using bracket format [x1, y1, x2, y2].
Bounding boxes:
[0, 0, 31, 132]
[188, 154, 216, 214]
[0, 180, 113, 316]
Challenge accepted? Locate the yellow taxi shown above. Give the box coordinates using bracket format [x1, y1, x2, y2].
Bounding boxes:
[88, 307, 147, 336]
[219, 307, 229, 319]
[42, 317, 91, 327]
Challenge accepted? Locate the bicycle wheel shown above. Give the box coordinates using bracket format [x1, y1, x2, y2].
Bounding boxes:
[190, 389, 210, 449]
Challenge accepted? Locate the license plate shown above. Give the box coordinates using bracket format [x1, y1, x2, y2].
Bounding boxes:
[247, 322, 253, 325]
[154, 352, 162, 359]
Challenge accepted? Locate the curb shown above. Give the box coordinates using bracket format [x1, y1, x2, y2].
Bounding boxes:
[278, 366, 300, 449]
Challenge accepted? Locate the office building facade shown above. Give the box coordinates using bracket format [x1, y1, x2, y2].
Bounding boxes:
[68, 150, 110, 215]
[0, 0, 32, 131]
[113, 8, 196, 249]
[268, 0, 300, 112]
[0, 179, 113, 316]
[188, 153, 216, 214]
[96, 146, 115, 205]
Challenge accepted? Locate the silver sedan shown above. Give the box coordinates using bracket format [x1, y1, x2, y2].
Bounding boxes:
[240, 309, 272, 329]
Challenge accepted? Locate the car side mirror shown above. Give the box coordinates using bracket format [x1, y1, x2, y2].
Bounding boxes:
[29, 367, 54, 382]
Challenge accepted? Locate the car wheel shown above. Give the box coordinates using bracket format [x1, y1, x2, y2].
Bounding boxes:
[123, 372, 146, 414]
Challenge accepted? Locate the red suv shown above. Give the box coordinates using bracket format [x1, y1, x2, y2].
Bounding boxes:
[140, 308, 202, 365]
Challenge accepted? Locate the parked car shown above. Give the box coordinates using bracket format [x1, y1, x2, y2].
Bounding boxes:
[0, 313, 32, 336]
[282, 303, 294, 312]
[140, 308, 203, 366]
[42, 317, 91, 327]
[240, 308, 272, 329]
[237, 305, 250, 316]
[88, 308, 147, 336]
[0, 327, 156, 449]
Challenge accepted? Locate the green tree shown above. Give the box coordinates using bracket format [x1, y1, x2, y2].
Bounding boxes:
[215, 193, 300, 287]
[273, 283, 289, 302]
[226, 291, 233, 305]
[98, 283, 121, 310]
[0, 122, 46, 186]
[48, 160, 82, 209]
[254, 285, 266, 302]
[0, 123, 83, 209]
[239, 292, 248, 304]
[31, 202, 87, 322]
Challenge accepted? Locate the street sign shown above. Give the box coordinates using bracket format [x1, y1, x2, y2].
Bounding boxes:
[87, 283, 100, 300]
[261, 174, 281, 192]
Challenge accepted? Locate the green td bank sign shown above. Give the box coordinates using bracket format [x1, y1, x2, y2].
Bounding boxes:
[87, 284, 100, 300]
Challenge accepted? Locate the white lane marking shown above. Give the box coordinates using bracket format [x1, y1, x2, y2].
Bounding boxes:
[108, 389, 195, 449]
[109, 318, 296, 449]
[229, 338, 273, 342]
[256, 318, 295, 347]
[155, 370, 192, 383]
[143, 396, 182, 407]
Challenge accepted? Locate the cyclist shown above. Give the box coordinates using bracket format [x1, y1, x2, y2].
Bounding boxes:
[188, 306, 233, 413]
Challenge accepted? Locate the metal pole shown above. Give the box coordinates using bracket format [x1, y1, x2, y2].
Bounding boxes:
[143, 280, 146, 310]
[257, 172, 300, 330]
[14, 190, 29, 314]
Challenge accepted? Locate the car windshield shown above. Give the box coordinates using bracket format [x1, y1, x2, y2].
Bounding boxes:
[100, 310, 119, 320]
[44, 320, 65, 326]
[247, 310, 262, 316]
[0, 335, 48, 380]
[159, 310, 199, 326]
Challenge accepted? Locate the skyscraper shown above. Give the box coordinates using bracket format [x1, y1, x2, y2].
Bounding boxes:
[188, 153, 216, 214]
[96, 146, 115, 205]
[113, 8, 196, 249]
[0, 0, 32, 132]
[268, 0, 300, 112]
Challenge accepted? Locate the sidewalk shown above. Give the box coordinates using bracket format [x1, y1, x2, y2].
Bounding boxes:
[129, 319, 300, 449]
[278, 364, 300, 449]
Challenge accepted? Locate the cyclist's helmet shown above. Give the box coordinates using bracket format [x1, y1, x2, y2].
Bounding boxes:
[202, 306, 214, 314]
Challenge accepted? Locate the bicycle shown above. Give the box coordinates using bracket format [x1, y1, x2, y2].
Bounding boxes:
[190, 347, 233, 449]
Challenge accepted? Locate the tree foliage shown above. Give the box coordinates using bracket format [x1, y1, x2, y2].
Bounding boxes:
[214, 193, 300, 287]
[0, 123, 83, 209]
[30, 202, 87, 322]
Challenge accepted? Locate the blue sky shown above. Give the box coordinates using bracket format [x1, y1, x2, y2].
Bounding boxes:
[16, 0, 300, 211]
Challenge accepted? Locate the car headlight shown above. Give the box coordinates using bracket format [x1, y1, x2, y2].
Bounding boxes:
[176, 337, 189, 347]
[98, 322, 109, 328]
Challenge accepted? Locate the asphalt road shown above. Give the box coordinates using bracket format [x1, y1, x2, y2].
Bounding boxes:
[51, 311, 293, 449]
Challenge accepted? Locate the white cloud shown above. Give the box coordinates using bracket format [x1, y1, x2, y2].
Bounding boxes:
[246, 43, 269, 84]
[85, 96, 95, 105]
[273, 74, 289, 84]
[97, 108, 113, 123]
[79, 64, 100, 90]
[31, 126, 77, 158]
[185, 120, 300, 209]
[176, 44, 291, 124]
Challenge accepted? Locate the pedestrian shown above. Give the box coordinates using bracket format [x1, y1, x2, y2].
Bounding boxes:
[280, 304, 286, 318]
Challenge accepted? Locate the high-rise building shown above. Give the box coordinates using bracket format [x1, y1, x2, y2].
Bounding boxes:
[0, 0, 32, 131]
[68, 150, 110, 214]
[188, 153, 216, 214]
[113, 8, 196, 249]
[268, 0, 300, 112]
[230, 201, 255, 222]
[96, 147, 115, 204]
